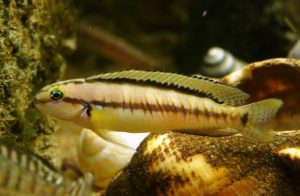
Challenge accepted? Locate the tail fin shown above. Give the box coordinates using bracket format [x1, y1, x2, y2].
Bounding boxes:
[239, 98, 283, 142]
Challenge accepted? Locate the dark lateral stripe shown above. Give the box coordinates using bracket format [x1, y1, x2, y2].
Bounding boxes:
[57, 97, 230, 120]
[85, 78, 223, 104]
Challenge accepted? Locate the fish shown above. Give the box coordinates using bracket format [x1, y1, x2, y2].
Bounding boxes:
[33, 70, 283, 142]
[0, 141, 92, 196]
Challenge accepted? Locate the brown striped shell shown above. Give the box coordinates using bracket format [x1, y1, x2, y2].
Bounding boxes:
[104, 58, 300, 195]
[105, 131, 300, 195]
[221, 58, 300, 130]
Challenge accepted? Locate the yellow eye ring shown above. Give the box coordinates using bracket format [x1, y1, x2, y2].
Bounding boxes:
[50, 88, 64, 101]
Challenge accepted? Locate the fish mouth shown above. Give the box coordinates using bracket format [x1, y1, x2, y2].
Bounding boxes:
[32, 97, 45, 107]
[32, 97, 48, 112]
[32, 95, 50, 105]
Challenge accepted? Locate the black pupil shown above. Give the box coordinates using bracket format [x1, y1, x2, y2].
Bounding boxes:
[51, 90, 63, 100]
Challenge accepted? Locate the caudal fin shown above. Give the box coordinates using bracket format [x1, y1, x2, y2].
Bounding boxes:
[239, 98, 283, 142]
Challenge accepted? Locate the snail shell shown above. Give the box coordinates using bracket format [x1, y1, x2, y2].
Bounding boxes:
[105, 131, 300, 195]
[77, 129, 148, 188]
[279, 147, 300, 160]
[222, 58, 300, 130]
[288, 39, 300, 59]
[201, 47, 246, 77]
[278, 146, 300, 174]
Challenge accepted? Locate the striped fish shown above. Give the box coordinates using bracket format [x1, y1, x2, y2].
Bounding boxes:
[34, 70, 282, 142]
[0, 142, 92, 196]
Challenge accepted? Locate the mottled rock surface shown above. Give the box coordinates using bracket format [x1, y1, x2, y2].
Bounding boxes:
[0, 0, 76, 158]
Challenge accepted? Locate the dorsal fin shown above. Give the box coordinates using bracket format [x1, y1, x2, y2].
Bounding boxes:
[86, 70, 249, 105]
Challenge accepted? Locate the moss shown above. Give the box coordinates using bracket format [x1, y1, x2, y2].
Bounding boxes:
[0, 0, 76, 159]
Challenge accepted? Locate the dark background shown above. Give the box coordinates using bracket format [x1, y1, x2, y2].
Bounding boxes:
[67, 0, 300, 77]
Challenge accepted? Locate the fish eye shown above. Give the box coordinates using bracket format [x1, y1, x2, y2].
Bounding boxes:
[50, 88, 64, 101]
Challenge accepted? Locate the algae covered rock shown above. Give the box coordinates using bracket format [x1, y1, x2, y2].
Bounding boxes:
[0, 0, 76, 157]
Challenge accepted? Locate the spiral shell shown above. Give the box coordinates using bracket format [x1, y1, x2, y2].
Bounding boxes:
[279, 147, 300, 160]
[105, 131, 300, 195]
[201, 47, 246, 77]
[77, 129, 148, 188]
[288, 39, 300, 59]
[222, 58, 300, 130]
[278, 146, 300, 173]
